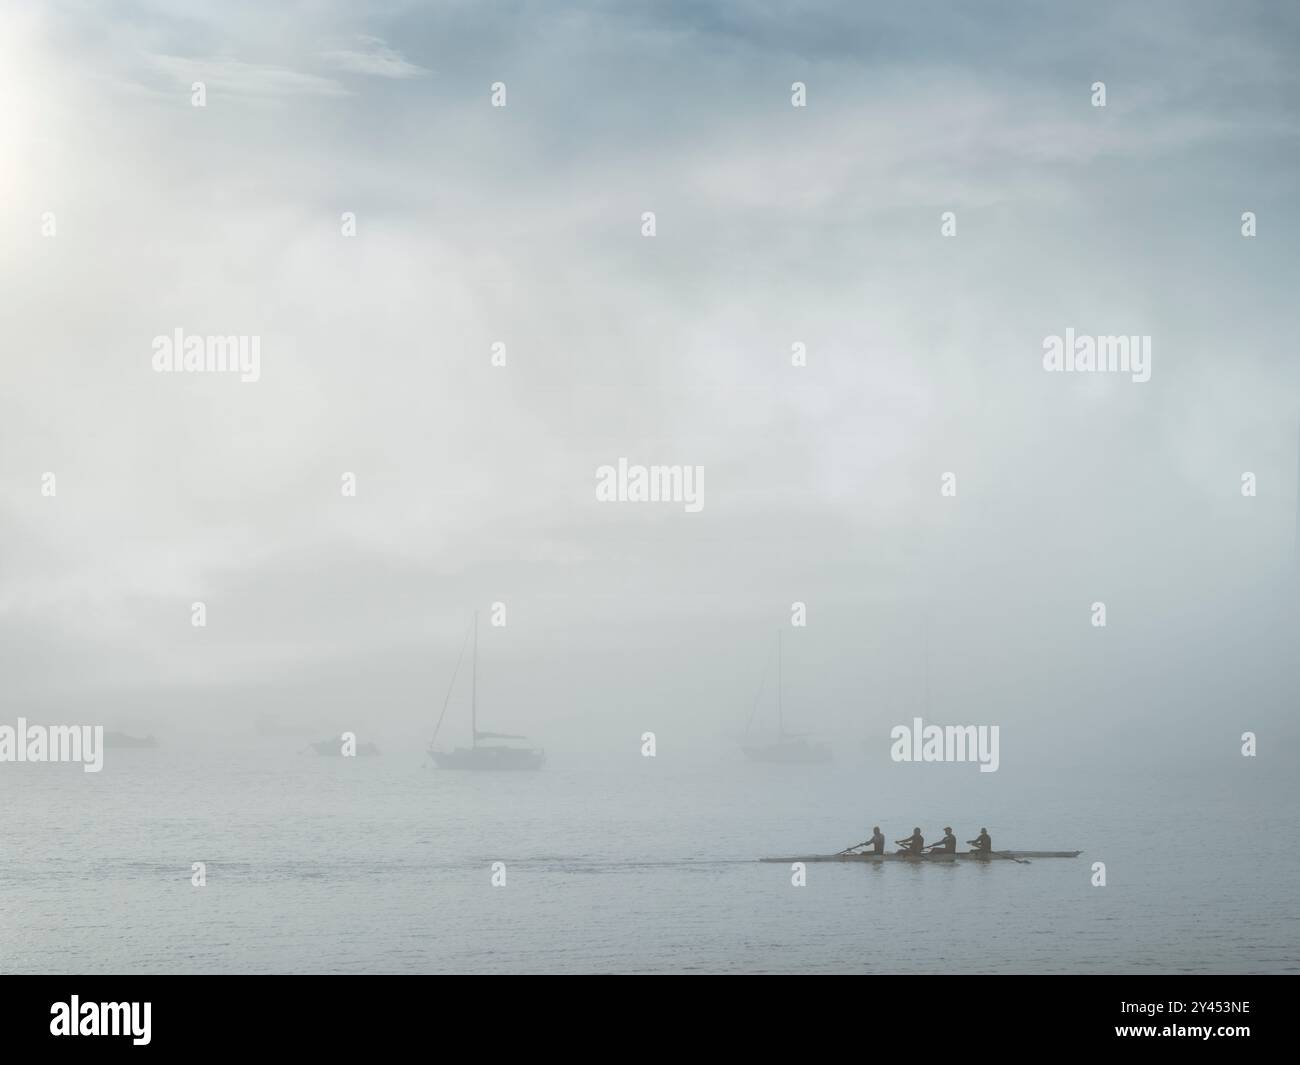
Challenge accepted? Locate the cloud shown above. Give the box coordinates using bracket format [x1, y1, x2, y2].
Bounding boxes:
[321, 35, 429, 79]
[151, 54, 351, 98]
[2, 0, 1298, 759]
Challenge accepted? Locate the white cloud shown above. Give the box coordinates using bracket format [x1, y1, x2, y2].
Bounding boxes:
[321, 35, 429, 79]
[151, 54, 351, 98]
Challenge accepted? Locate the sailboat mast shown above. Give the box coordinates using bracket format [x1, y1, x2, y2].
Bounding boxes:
[922, 610, 930, 716]
[777, 628, 784, 736]
[471, 609, 478, 747]
[1294, 416, 1300, 575]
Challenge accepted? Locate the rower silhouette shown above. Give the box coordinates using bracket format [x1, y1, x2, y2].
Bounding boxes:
[967, 827, 992, 853]
[895, 827, 924, 855]
[927, 826, 957, 853]
[866, 825, 885, 854]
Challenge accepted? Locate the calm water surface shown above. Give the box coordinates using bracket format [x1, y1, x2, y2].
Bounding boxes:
[1, 745, 1294, 973]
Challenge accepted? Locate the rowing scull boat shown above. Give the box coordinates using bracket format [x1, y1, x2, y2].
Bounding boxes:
[759, 850, 1081, 863]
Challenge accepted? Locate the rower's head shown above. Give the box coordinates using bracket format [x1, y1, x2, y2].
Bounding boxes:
[912, 827, 921, 834]
[944, 826, 952, 833]
[872, 825, 880, 833]
[980, 827, 987, 834]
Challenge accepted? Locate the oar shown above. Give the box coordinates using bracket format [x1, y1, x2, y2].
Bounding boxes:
[994, 851, 1030, 864]
[837, 839, 871, 855]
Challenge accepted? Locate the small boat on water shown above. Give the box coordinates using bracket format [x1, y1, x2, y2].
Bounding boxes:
[103, 731, 158, 749]
[428, 611, 545, 771]
[742, 630, 831, 764]
[310, 738, 380, 756]
[760, 850, 1082, 863]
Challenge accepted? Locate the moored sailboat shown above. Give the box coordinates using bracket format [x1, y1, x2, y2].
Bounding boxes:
[741, 629, 831, 764]
[428, 611, 545, 771]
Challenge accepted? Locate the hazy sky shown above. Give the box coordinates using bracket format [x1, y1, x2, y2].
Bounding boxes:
[2, 1, 1297, 764]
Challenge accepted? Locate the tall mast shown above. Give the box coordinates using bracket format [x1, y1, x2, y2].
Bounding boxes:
[778, 628, 784, 736]
[1294, 416, 1300, 576]
[922, 611, 930, 716]
[471, 609, 479, 746]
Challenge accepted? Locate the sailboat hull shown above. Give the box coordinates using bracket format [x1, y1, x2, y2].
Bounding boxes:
[429, 746, 545, 771]
[743, 740, 832, 764]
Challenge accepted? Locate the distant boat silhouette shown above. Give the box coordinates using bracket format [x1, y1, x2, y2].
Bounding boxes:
[742, 629, 831, 764]
[428, 611, 545, 770]
[310, 737, 380, 756]
[103, 731, 158, 749]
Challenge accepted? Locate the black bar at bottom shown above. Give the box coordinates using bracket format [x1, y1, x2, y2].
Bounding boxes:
[0, 975, 1280, 1051]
